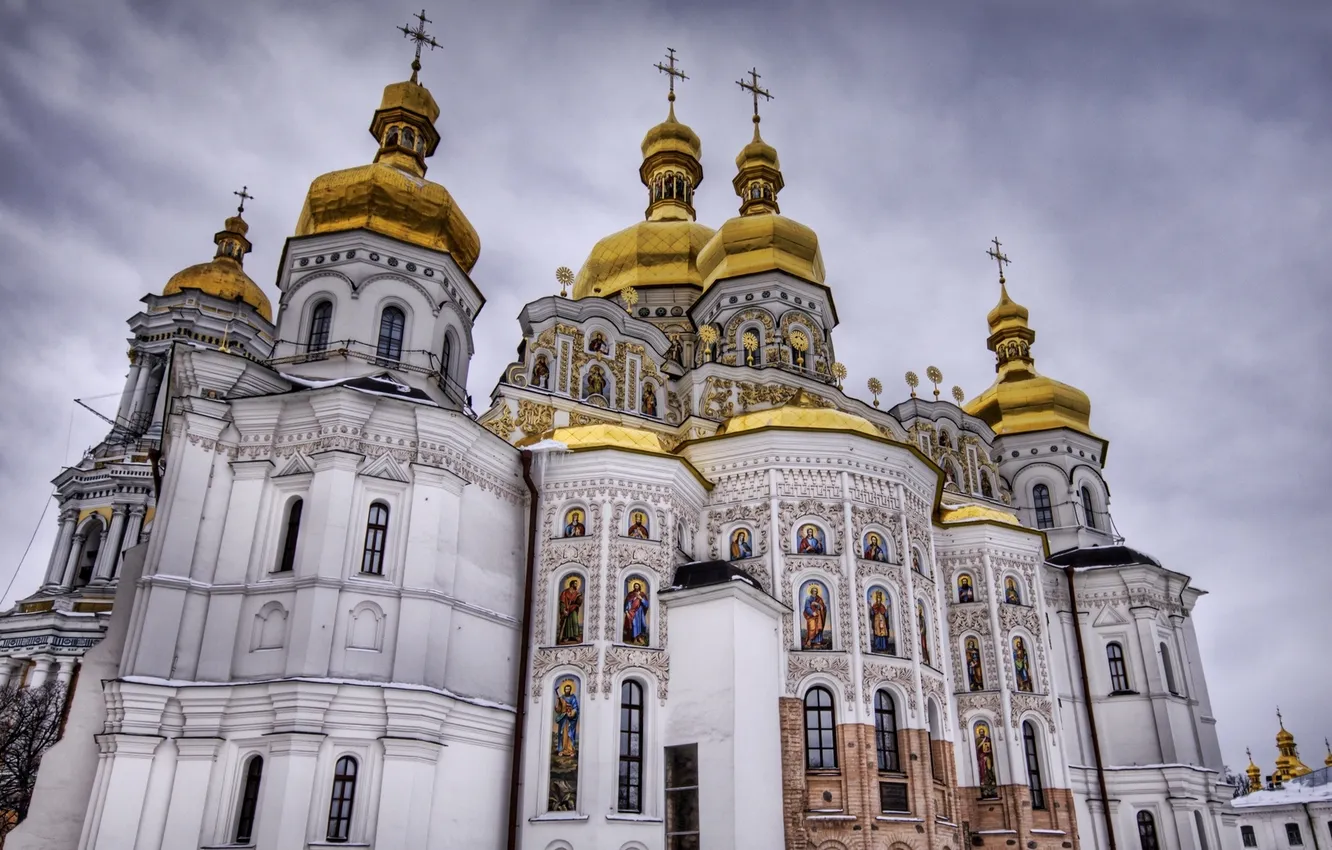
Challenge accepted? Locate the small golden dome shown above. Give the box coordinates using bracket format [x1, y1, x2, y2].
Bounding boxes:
[641, 103, 702, 163]
[294, 76, 479, 272]
[1278, 727, 1296, 746]
[937, 503, 1022, 526]
[965, 282, 1094, 437]
[719, 402, 879, 439]
[162, 212, 272, 321]
[551, 423, 667, 454]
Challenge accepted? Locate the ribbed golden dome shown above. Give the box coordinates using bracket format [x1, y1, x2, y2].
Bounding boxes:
[937, 503, 1022, 526]
[641, 103, 702, 163]
[965, 282, 1094, 437]
[162, 213, 272, 321]
[719, 402, 879, 439]
[698, 121, 825, 289]
[551, 423, 667, 454]
[293, 76, 480, 272]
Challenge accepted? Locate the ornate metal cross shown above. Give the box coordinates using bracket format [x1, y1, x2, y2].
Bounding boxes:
[737, 67, 773, 121]
[233, 186, 253, 215]
[986, 236, 1011, 283]
[654, 48, 688, 101]
[399, 9, 440, 80]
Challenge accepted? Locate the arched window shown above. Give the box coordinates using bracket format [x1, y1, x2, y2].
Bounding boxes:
[1107, 642, 1131, 692]
[938, 429, 950, 447]
[1137, 811, 1160, 850]
[1081, 485, 1098, 530]
[873, 690, 900, 772]
[1022, 721, 1046, 810]
[617, 679, 644, 813]
[360, 502, 389, 575]
[376, 306, 405, 363]
[981, 473, 994, 499]
[1033, 483, 1054, 529]
[1194, 810, 1210, 850]
[74, 520, 104, 587]
[326, 756, 358, 842]
[803, 687, 837, 771]
[308, 301, 333, 354]
[441, 332, 453, 381]
[277, 498, 303, 572]
[234, 755, 264, 843]
[1160, 642, 1179, 695]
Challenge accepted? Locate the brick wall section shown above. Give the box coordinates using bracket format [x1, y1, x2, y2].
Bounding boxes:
[957, 785, 1080, 849]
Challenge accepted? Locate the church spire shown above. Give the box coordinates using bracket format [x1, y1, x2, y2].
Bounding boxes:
[372, 11, 443, 178]
[731, 67, 783, 216]
[1273, 707, 1313, 782]
[639, 48, 703, 223]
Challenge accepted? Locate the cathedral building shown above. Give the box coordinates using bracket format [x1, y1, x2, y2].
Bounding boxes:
[3, 28, 1242, 850]
[1230, 720, 1332, 850]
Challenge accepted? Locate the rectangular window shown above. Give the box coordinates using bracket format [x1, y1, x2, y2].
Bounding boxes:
[1287, 823, 1303, 846]
[879, 781, 909, 813]
[1240, 825, 1256, 847]
[664, 744, 699, 850]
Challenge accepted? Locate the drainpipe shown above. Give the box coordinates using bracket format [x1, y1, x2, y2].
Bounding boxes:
[1065, 565, 1116, 850]
[507, 450, 541, 850]
[1306, 803, 1323, 850]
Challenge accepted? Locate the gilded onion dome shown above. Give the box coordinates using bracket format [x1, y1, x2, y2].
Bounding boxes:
[964, 281, 1094, 437]
[294, 71, 480, 271]
[718, 391, 879, 438]
[697, 116, 825, 289]
[1272, 713, 1313, 782]
[572, 97, 713, 300]
[162, 209, 272, 321]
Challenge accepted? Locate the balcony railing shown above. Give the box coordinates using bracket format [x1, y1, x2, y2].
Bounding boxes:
[268, 339, 467, 406]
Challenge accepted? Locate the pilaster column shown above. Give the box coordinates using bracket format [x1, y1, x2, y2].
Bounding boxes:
[128, 358, 153, 422]
[254, 732, 325, 850]
[60, 533, 86, 589]
[55, 658, 76, 685]
[83, 733, 166, 849]
[27, 655, 55, 688]
[981, 551, 1017, 784]
[90, 506, 128, 585]
[0, 658, 19, 688]
[44, 508, 79, 589]
[116, 361, 142, 423]
[120, 505, 146, 556]
[159, 737, 225, 850]
[373, 737, 444, 848]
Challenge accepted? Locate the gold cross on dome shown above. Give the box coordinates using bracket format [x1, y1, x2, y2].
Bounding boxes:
[654, 48, 688, 103]
[737, 67, 773, 123]
[986, 236, 1011, 284]
[398, 9, 440, 81]
[232, 186, 253, 215]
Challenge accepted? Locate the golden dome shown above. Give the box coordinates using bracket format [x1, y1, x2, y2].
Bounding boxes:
[698, 121, 825, 289]
[293, 76, 480, 272]
[964, 282, 1094, 437]
[572, 98, 708, 301]
[719, 401, 880, 439]
[162, 213, 272, 321]
[550, 423, 667, 454]
[937, 504, 1022, 526]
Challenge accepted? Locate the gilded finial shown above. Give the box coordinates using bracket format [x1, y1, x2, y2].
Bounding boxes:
[398, 9, 440, 83]
[867, 377, 883, 407]
[986, 236, 1012, 286]
[621, 286, 639, 314]
[951, 385, 965, 404]
[1324, 738, 1332, 767]
[697, 324, 718, 362]
[789, 329, 809, 368]
[832, 362, 847, 388]
[555, 266, 573, 298]
[905, 371, 919, 399]
[655, 48, 688, 109]
[742, 330, 759, 365]
[232, 185, 253, 216]
[1277, 706, 1284, 728]
[926, 366, 943, 400]
[736, 67, 773, 135]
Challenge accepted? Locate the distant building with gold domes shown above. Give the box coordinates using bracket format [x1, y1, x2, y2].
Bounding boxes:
[1232, 716, 1332, 850]
[3, 29, 1250, 850]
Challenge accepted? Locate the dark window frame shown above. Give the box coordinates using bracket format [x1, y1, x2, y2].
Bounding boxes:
[617, 679, 644, 814]
[1240, 825, 1256, 848]
[326, 755, 358, 842]
[234, 754, 264, 844]
[308, 300, 333, 354]
[376, 306, 406, 363]
[1033, 483, 1054, 529]
[1107, 642, 1131, 692]
[1081, 484, 1099, 530]
[803, 686, 838, 771]
[1160, 642, 1180, 696]
[1287, 823, 1304, 846]
[873, 690, 901, 773]
[360, 502, 389, 575]
[277, 498, 303, 572]
[1137, 811, 1160, 850]
[1022, 721, 1046, 810]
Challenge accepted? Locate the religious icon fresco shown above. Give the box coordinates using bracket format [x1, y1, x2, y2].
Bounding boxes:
[975, 720, 998, 798]
[866, 586, 895, 655]
[531, 353, 550, 389]
[862, 532, 888, 562]
[916, 600, 931, 666]
[641, 383, 657, 417]
[966, 636, 984, 691]
[563, 509, 586, 538]
[583, 365, 608, 400]
[796, 523, 827, 555]
[627, 510, 650, 540]
[1004, 576, 1021, 605]
[958, 573, 975, 603]
[729, 527, 753, 560]
[1013, 636, 1034, 692]
[622, 576, 651, 646]
[800, 579, 832, 650]
[588, 332, 609, 355]
[548, 676, 581, 811]
[912, 549, 926, 575]
[556, 574, 584, 646]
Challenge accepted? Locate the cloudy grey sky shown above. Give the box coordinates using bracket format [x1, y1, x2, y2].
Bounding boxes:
[1, 0, 1328, 774]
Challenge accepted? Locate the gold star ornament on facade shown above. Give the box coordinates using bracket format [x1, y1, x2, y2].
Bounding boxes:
[832, 362, 847, 388]
[789, 329, 809, 368]
[905, 371, 919, 399]
[621, 286, 639, 313]
[951, 385, 965, 404]
[926, 365, 943, 400]
[867, 377, 883, 407]
[555, 266, 573, 298]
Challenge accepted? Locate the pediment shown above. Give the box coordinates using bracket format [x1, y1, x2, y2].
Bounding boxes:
[359, 451, 410, 483]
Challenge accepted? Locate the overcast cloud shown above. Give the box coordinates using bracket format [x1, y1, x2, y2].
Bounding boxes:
[1, 0, 1328, 776]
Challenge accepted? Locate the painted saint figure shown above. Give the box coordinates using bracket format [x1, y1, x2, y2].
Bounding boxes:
[641, 383, 657, 417]
[1013, 636, 1034, 692]
[863, 532, 887, 562]
[730, 528, 752, 560]
[797, 524, 826, 555]
[556, 575, 583, 645]
[1004, 576, 1021, 605]
[563, 509, 586, 538]
[801, 580, 831, 650]
[916, 600, 931, 666]
[627, 511, 650, 540]
[958, 573, 975, 603]
[584, 365, 607, 400]
[975, 720, 998, 799]
[532, 354, 550, 389]
[966, 636, 984, 691]
[548, 677, 581, 811]
[912, 549, 926, 575]
[867, 587, 894, 655]
[622, 578, 651, 646]
[588, 332, 609, 354]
